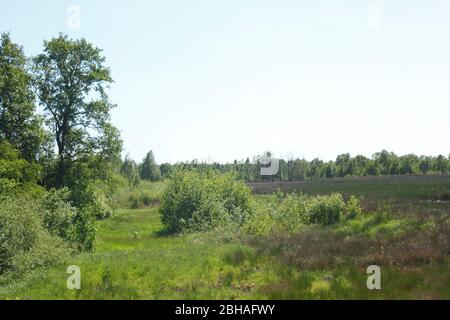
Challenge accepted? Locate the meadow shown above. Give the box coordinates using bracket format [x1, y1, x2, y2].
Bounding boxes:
[1, 32, 449, 301]
[1, 175, 449, 300]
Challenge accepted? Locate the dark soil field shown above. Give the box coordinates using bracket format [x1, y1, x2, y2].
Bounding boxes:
[247, 175, 450, 201]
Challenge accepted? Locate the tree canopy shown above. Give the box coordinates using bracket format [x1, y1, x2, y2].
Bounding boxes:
[0, 33, 48, 161]
[32, 34, 122, 187]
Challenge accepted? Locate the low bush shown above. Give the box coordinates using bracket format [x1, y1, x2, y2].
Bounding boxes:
[160, 170, 253, 233]
[71, 206, 98, 252]
[40, 188, 77, 240]
[305, 193, 346, 225]
[0, 197, 68, 276]
[95, 176, 164, 210]
[245, 193, 362, 235]
[344, 195, 362, 220]
[129, 183, 162, 209]
[0, 178, 17, 196]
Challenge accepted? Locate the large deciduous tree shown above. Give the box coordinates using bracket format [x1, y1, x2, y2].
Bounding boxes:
[0, 32, 48, 162]
[32, 34, 122, 188]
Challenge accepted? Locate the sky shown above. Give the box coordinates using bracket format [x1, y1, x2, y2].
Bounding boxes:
[1, 0, 450, 163]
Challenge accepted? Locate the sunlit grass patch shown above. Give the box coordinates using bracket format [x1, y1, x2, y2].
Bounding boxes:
[1, 199, 449, 300]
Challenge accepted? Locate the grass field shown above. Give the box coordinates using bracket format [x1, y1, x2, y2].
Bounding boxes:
[248, 175, 450, 200]
[1, 176, 449, 300]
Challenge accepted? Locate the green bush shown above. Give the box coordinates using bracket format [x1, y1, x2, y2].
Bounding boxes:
[92, 186, 113, 220]
[0, 178, 17, 196]
[72, 206, 98, 252]
[0, 140, 41, 184]
[344, 195, 362, 221]
[189, 198, 229, 232]
[96, 177, 164, 210]
[40, 188, 77, 240]
[276, 193, 310, 231]
[245, 193, 362, 235]
[0, 197, 68, 275]
[305, 193, 346, 225]
[243, 199, 277, 235]
[39, 186, 99, 252]
[160, 170, 253, 233]
[129, 187, 160, 208]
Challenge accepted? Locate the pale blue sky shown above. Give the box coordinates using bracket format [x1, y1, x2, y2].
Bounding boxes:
[1, 1, 450, 163]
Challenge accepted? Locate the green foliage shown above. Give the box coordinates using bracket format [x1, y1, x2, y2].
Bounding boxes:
[274, 194, 310, 231]
[0, 140, 41, 183]
[160, 170, 253, 233]
[139, 151, 161, 181]
[160, 163, 172, 178]
[0, 197, 68, 275]
[305, 193, 346, 225]
[188, 198, 230, 232]
[38, 186, 97, 253]
[0, 33, 49, 162]
[120, 154, 140, 186]
[91, 185, 114, 220]
[64, 159, 114, 218]
[156, 150, 450, 182]
[344, 196, 362, 221]
[245, 193, 361, 235]
[0, 140, 43, 199]
[72, 206, 98, 252]
[93, 172, 128, 213]
[28, 34, 123, 252]
[128, 183, 161, 209]
[95, 173, 164, 210]
[40, 188, 77, 240]
[0, 178, 17, 196]
[32, 34, 122, 187]
[334, 210, 419, 239]
[3, 207, 449, 300]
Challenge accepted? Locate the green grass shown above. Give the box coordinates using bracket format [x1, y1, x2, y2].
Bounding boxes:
[1, 204, 449, 300]
[0, 208, 276, 300]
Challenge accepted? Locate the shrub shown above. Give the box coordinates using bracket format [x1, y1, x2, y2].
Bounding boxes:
[0, 178, 17, 196]
[0, 197, 68, 275]
[40, 188, 77, 240]
[245, 193, 362, 235]
[189, 198, 229, 232]
[276, 193, 310, 231]
[100, 179, 164, 210]
[243, 199, 277, 235]
[39, 184, 100, 251]
[92, 186, 113, 220]
[344, 195, 362, 220]
[72, 205, 98, 252]
[0, 140, 41, 184]
[305, 193, 346, 225]
[129, 188, 159, 208]
[160, 170, 253, 233]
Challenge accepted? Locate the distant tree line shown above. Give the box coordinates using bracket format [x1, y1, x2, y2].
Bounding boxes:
[119, 151, 450, 184]
[120, 151, 161, 186]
